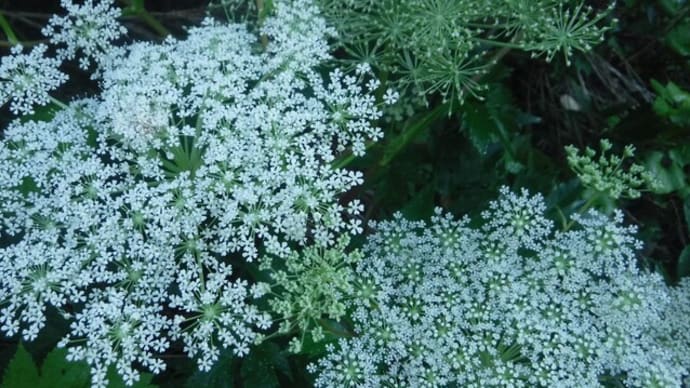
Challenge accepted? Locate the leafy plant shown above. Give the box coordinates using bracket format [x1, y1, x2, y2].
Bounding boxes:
[1, 344, 155, 388]
[318, 0, 615, 107]
[0, 0, 688, 387]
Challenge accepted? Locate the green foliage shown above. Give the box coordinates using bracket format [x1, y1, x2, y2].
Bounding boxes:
[665, 20, 690, 56]
[184, 341, 303, 388]
[319, 0, 615, 105]
[1, 344, 156, 388]
[159, 136, 205, 180]
[240, 342, 291, 388]
[1, 0, 690, 386]
[380, 103, 447, 167]
[644, 147, 690, 196]
[186, 347, 236, 388]
[652, 80, 690, 126]
[2, 344, 40, 388]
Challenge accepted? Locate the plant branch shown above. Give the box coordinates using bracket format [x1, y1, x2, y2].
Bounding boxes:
[120, 0, 170, 37]
[0, 11, 18, 45]
[256, 0, 269, 48]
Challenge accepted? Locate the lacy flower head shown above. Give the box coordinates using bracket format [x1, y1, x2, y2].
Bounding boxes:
[310, 188, 689, 387]
[0, 0, 384, 386]
[42, 0, 126, 70]
[0, 44, 67, 115]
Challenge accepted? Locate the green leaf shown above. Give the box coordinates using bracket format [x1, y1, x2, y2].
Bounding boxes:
[121, 0, 146, 15]
[240, 342, 283, 388]
[401, 183, 435, 221]
[2, 343, 156, 388]
[106, 366, 156, 388]
[645, 151, 688, 194]
[658, 0, 685, 14]
[18, 103, 61, 124]
[258, 0, 275, 21]
[651, 79, 690, 125]
[2, 344, 41, 388]
[545, 180, 586, 228]
[186, 349, 235, 388]
[666, 21, 690, 56]
[17, 176, 39, 197]
[2, 345, 157, 388]
[0, 12, 19, 46]
[678, 245, 690, 279]
[463, 101, 499, 155]
[297, 328, 338, 357]
[39, 348, 90, 388]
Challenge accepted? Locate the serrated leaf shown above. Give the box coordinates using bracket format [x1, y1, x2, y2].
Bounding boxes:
[651, 80, 690, 125]
[39, 348, 90, 388]
[1, 344, 41, 388]
[463, 102, 499, 155]
[2, 345, 156, 388]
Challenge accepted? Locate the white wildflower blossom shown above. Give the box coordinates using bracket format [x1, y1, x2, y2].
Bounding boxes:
[311, 188, 690, 387]
[383, 88, 399, 105]
[261, 0, 336, 70]
[42, 0, 126, 70]
[0, 44, 67, 115]
[0, 0, 383, 386]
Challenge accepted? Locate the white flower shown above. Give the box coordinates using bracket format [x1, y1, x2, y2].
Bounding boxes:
[0, 44, 67, 115]
[0, 0, 383, 385]
[383, 88, 399, 105]
[42, 0, 126, 70]
[312, 189, 689, 387]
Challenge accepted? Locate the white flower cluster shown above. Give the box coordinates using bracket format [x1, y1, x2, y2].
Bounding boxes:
[42, 0, 126, 70]
[310, 188, 690, 387]
[0, 44, 67, 115]
[0, 0, 383, 386]
[0, 0, 123, 116]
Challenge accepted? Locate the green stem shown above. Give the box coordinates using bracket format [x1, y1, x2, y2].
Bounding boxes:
[255, 0, 269, 48]
[474, 37, 525, 50]
[0, 39, 45, 48]
[121, 0, 170, 37]
[255, 0, 265, 17]
[379, 102, 448, 167]
[564, 194, 600, 231]
[0, 12, 18, 45]
[331, 138, 379, 170]
[49, 96, 69, 110]
[137, 7, 169, 37]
